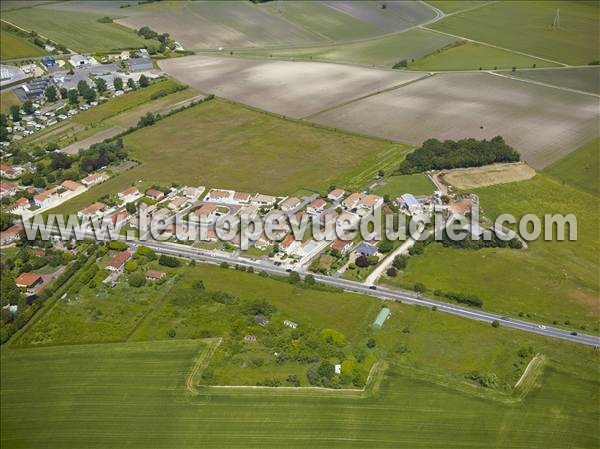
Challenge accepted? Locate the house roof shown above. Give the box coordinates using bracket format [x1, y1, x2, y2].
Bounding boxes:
[110, 211, 129, 224]
[80, 202, 106, 215]
[1, 224, 23, 236]
[83, 173, 105, 183]
[328, 188, 345, 198]
[331, 239, 352, 251]
[281, 234, 297, 249]
[208, 189, 230, 200]
[0, 181, 17, 191]
[233, 191, 251, 202]
[355, 242, 378, 256]
[15, 197, 29, 207]
[120, 186, 139, 197]
[193, 203, 216, 217]
[107, 250, 131, 269]
[145, 188, 164, 198]
[61, 180, 83, 191]
[342, 192, 361, 207]
[145, 269, 165, 280]
[280, 197, 301, 209]
[360, 194, 382, 207]
[33, 187, 57, 203]
[15, 272, 41, 287]
[309, 198, 327, 209]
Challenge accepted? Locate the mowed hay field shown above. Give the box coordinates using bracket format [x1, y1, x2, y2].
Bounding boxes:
[2, 6, 146, 52]
[427, 1, 600, 65]
[507, 66, 600, 95]
[373, 173, 434, 197]
[237, 28, 459, 68]
[2, 263, 600, 448]
[159, 55, 426, 118]
[50, 98, 408, 215]
[313, 71, 600, 169]
[440, 163, 536, 190]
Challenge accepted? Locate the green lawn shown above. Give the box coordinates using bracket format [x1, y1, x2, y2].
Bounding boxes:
[0, 90, 21, 114]
[3, 7, 146, 52]
[544, 138, 599, 196]
[0, 26, 47, 59]
[373, 174, 434, 197]
[385, 173, 599, 331]
[427, 1, 600, 65]
[410, 41, 558, 70]
[236, 28, 459, 68]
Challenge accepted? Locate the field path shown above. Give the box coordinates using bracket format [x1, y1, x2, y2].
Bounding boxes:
[62, 126, 125, 155]
[364, 238, 416, 286]
[185, 337, 223, 395]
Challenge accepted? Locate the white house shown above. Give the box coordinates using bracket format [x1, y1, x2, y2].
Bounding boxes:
[81, 172, 108, 187]
[280, 234, 302, 256]
[78, 202, 107, 219]
[279, 197, 301, 212]
[118, 186, 141, 203]
[327, 189, 345, 202]
[33, 187, 58, 208]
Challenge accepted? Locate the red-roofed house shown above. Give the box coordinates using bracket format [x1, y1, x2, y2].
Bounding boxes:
[0, 181, 18, 198]
[307, 198, 327, 215]
[280, 234, 301, 256]
[81, 172, 108, 187]
[61, 180, 84, 193]
[0, 224, 23, 246]
[327, 188, 345, 202]
[145, 189, 164, 201]
[106, 250, 131, 272]
[0, 164, 21, 179]
[78, 202, 107, 219]
[118, 186, 140, 203]
[145, 269, 166, 281]
[15, 272, 42, 289]
[330, 239, 353, 255]
[33, 187, 58, 208]
[8, 197, 30, 214]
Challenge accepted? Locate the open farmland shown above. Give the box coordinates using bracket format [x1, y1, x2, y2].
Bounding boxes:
[409, 41, 558, 71]
[0, 25, 47, 60]
[506, 66, 600, 95]
[49, 98, 408, 215]
[544, 138, 600, 197]
[312, 71, 600, 169]
[159, 55, 427, 118]
[426, 1, 492, 14]
[385, 172, 600, 331]
[114, 0, 438, 50]
[237, 28, 459, 68]
[2, 262, 599, 448]
[427, 1, 600, 65]
[440, 163, 536, 190]
[2, 6, 146, 52]
[372, 174, 434, 197]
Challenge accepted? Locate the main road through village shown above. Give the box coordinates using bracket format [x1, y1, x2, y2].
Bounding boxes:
[126, 237, 600, 348]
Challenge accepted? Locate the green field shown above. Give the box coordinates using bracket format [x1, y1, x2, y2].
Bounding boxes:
[0, 90, 21, 113]
[428, 1, 600, 65]
[262, 0, 382, 42]
[410, 41, 558, 70]
[385, 172, 599, 331]
[426, 1, 492, 14]
[50, 98, 408, 215]
[0, 25, 47, 59]
[3, 7, 146, 52]
[373, 174, 434, 197]
[2, 261, 599, 448]
[544, 138, 599, 196]
[237, 28, 459, 68]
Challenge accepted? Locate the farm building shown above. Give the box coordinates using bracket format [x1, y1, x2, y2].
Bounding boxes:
[127, 58, 153, 71]
[373, 307, 391, 329]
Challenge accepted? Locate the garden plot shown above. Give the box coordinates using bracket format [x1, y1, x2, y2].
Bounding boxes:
[159, 55, 426, 118]
[313, 72, 599, 169]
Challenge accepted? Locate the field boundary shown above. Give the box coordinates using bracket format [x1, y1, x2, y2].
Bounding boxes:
[513, 353, 546, 399]
[190, 359, 387, 399]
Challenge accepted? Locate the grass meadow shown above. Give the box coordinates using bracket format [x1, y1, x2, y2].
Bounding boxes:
[0, 25, 47, 59]
[385, 170, 599, 331]
[50, 97, 408, 216]
[409, 41, 558, 70]
[373, 174, 434, 197]
[2, 262, 599, 448]
[0, 90, 21, 114]
[544, 138, 599, 196]
[3, 7, 146, 52]
[428, 1, 600, 65]
[236, 28, 459, 68]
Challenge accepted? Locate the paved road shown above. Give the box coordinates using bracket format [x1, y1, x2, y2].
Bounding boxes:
[127, 237, 600, 348]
